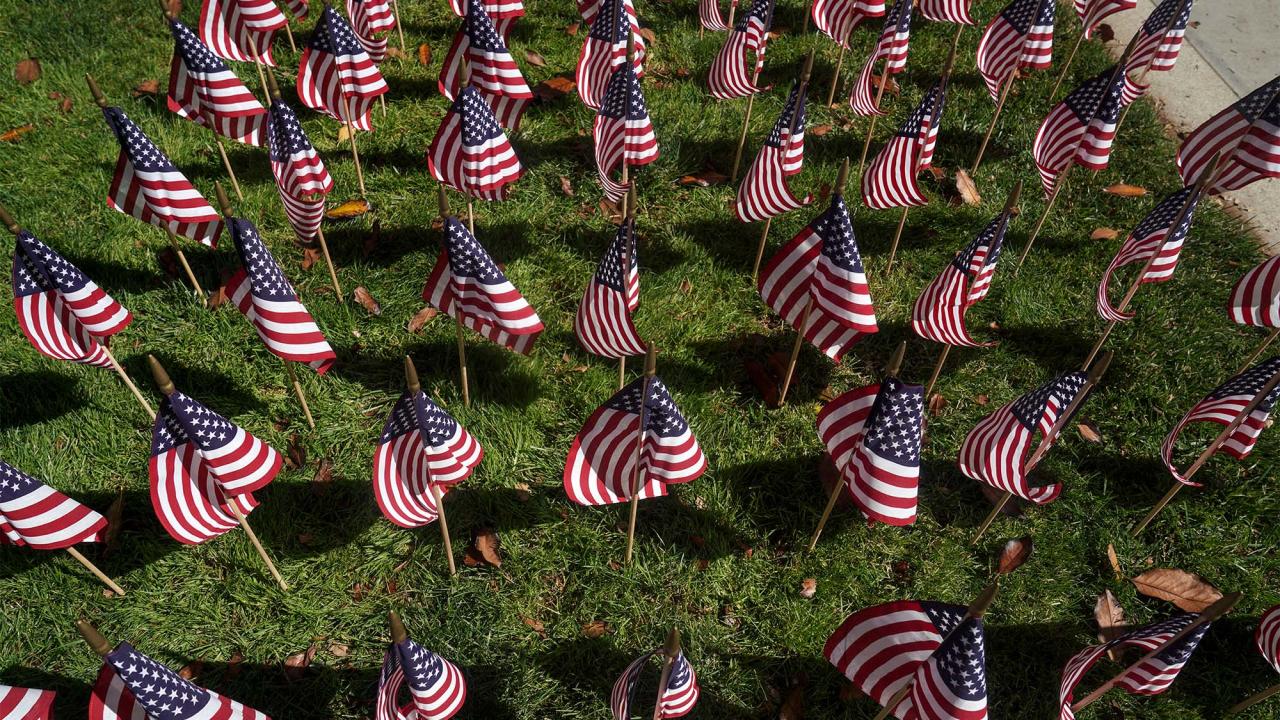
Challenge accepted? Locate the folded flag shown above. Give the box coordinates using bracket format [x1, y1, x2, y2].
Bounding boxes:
[574, 218, 645, 359]
[812, 0, 884, 48]
[199, 0, 287, 66]
[1257, 605, 1280, 674]
[708, 0, 774, 99]
[611, 648, 700, 719]
[848, 0, 913, 115]
[976, 0, 1056, 100]
[347, 0, 396, 62]
[735, 80, 809, 222]
[266, 98, 334, 242]
[440, 0, 532, 130]
[1228, 255, 1280, 329]
[90, 641, 270, 719]
[700, 0, 739, 32]
[298, 6, 389, 132]
[376, 632, 468, 720]
[862, 77, 946, 209]
[593, 63, 658, 202]
[427, 87, 524, 201]
[912, 207, 1009, 348]
[1177, 74, 1280, 194]
[577, 0, 646, 110]
[919, 0, 973, 25]
[0, 684, 55, 720]
[1033, 62, 1143, 196]
[0, 460, 106, 550]
[1096, 184, 1201, 322]
[1075, 0, 1136, 40]
[167, 18, 267, 146]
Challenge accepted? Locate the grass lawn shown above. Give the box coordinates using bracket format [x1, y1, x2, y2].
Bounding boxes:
[1, 0, 1279, 716]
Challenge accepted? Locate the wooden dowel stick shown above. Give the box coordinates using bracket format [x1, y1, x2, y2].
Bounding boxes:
[102, 346, 157, 420]
[884, 206, 909, 273]
[342, 99, 367, 197]
[315, 225, 344, 301]
[1048, 32, 1085, 102]
[228, 503, 288, 590]
[619, 356, 627, 389]
[971, 66, 1017, 175]
[455, 321, 471, 408]
[779, 298, 813, 405]
[858, 62, 894, 172]
[392, 0, 408, 52]
[1227, 681, 1280, 716]
[284, 360, 316, 430]
[725, 0, 737, 27]
[924, 344, 951, 398]
[215, 139, 244, 201]
[1238, 326, 1280, 375]
[827, 44, 848, 107]
[467, 201, 476, 236]
[651, 629, 682, 720]
[431, 483, 457, 576]
[1017, 166, 1071, 269]
[751, 218, 772, 281]
[731, 90, 758, 182]
[282, 22, 297, 53]
[624, 344, 658, 564]
[800, 0, 811, 33]
[166, 230, 207, 305]
[65, 546, 126, 596]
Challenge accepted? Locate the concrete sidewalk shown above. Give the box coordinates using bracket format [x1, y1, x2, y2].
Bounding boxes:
[1106, 0, 1279, 253]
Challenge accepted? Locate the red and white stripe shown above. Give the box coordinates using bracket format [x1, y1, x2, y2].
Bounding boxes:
[707, 5, 771, 99]
[1178, 77, 1280, 194]
[149, 443, 260, 545]
[700, 0, 737, 31]
[452, 0, 525, 22]
[283, 0, 307, 19]
[1228, 255, 1280, 328]
[297, 8, 389, 132]
[89, 664, 269, 720]
[1160, 362, 1280, 487]
[199, 0, 287, 66]
[0, 685, 54, 720]
[816, 383, 918, 524]
[420, 239, 543, 354]
[1077, 0, 1136, 39]
[108, 158, 223, 247]
[957, 388, 1067, 505]
[735, 146, 810, 223]
[1257, 605, 1280, 674]
[812, 0, 884, 47]
[376, 642, 468, 720]
[427, 90, 524, 201]
[1096, 188, 1197, 323]
[14, 293, 113, 369]
[574, 225, 645, 359]
[824, 600, 946, 714]
[575, 0, 647, 110]
[861, 92, 942, 209]
[371, 398, 482, 530]
[227, 270, 336, 373]
[975, 0, 1055, 100]
[167, 22, 267, 146]
[848, 0, 912, 115]
[0, 470, 106, 550]
[918, 0, 972, 25]
[911, 241, 1000, 348]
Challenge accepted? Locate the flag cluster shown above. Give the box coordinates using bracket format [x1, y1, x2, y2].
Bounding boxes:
[576, 0, 647, 110]
[199, 0, 286, 66]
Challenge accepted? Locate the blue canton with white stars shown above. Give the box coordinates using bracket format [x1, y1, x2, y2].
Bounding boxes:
[170, 18, 230, 73]
[1065, 65, 1126, 124]
[1011, 371, 1087, 430]
[1121, 614, 1207, 666]
[666, 652, 693, 690]
[103, 108, 180, 173]
[588, 0, 628, 42]
[1132, 186, 1198, 245]
[599, 65, 650, 121]
[1002, 0, 1055, 33]
[921, 603, 987, 702]
[606, 377, 691, 438]
[595, 222, 638, 292]
[229, 218, 297, 302]
[882, 0, 912, 35]
[380, 391, 461, 446]
[443, 216, 509, 283]
[898, 82, 946, 140]
[734, 0, 772, 33]
[393, 639, 452, 692]
[1234, 75, 1280, 124]
[455, 87, 506, 146]
[267, 100, 315, 161]
[1211, 356, 1280, 412]
[765, 82, 806, 148]
[0, 460, 42, 503]
[151, 392, 238, 456]
[813, 195, 864, 273]
[310, 6, 367, 55]
[1141, 0, 1191, 36]
[105, 643, 213, 719]
[466, 0, 509, 52]
[11, 232, 93, 298]
[952, 214, 1007, 276]
[861, 378, 924, 466]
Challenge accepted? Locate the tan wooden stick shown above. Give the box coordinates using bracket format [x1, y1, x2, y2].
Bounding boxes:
[65, 546, 126, 596]
[779, 297, 813, 406]
[971, 64, 1018, 175]
[624, 344, 658, 564]
[439, 187, 472, 407]
[342, 98, 368, 197]
[1238, 326, 1280, 375]
[392, 0, 408, 52]
[284, 360, 316, 430]
[751, 51, 815, 283]
[730, 59, 766, 182]
[314, 225, 344, 301]
[924, 344, 951, 398]
[407, 356, 458, 575]
[884, 206, 910, 273]
[651, 628, 682, 720]
[215, 139, 244, 201]
[103, 346, 157, 420]
[1048, 32, 1085, 101]
[1227, 681, 1280, 716]
[282, 21, 297, 53]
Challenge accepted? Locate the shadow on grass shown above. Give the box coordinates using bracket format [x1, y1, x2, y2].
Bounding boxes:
[0, 371, 87, 429]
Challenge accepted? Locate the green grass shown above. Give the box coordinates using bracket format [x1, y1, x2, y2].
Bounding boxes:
[1, 0, 1279, 717]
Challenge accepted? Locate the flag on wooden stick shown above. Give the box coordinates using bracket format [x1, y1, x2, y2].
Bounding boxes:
[1229, 255, 1280, 329]
[347, 0, 396, 62]
[976, 0, 1055, 100]
[89, 639, 271, 719]
[575, 218, 644, 359]
[427, 87, 524, 200]
[267, 97, 334, 242]
[593, 63, 658, 202]
[912, 207, 1009, 348]
[861, 77, 946, 209]
[0, 460, 106, 550]
[1096, 184, 1202, 322]
[611, 645, 700, 719]
[377, 614, 468, 720]
[167, 17, 267, 146]
[735, 80, 810, 222]
[1128, 0, 1193, 76]
[708, 0, 773, 99]
[576, 0, 646, 110]
[700, 0, 739, 31]
[848, 0, 913, 115]
[812, 0, 884, 47]
[1177, 74, 1280, 194]
[199, 0, 288, 66]
[440, 0, 533, 129]
[298, 6, 389, 132]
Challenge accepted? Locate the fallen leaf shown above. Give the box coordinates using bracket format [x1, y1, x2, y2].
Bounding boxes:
[559, 176, 575, 196]
[1077, 419, 1103, 444]
[1132, 568, 1222, 612]
[976, 394, 989, 406]
[283, 645, 317, 680]
[300, 246, 321, 270]
[928, 393, 947, 415]
[286, 433, 306, 469]
[524, 50, 547, 67]
[15, 58, 41, 85]
[337, 124, 351, 145]
[564, 22, 580, 35]
[799, 578, 817, 599]
[1103, 183, 1148, 197]
[417, 43, 432, 66]
[997, 536, 1033, 574]
[954, 169, 981, 206]
[696, 558, 710, 571]
[780, 682, 806, 719]
[328, 642, 350, 658]
[386, 578, 399, 594]
[871, 73, 899, 96]
[816, 182, 833, 201]
[533, 76, 576, 101]
[581, 620, 609, 638]
[464, 526, 503, 567]
[637, 27, 656, 43]
[208, 273, 230, 310]
[225, 651, 244, 679]
[1095, 589, 1128, 659]
[679, 278, 692, 293]
[523, 617, 547, 638]
[408, 306, 438, 333]
[676, 169, 728, 187]
[0, 124, 35, 142]
[810, 124, 833, 137]
[1091, 227, 1119, 240]
[598, 198, 623, 223]
[1107, 543, 1122, 581]
[1096, 23, 1115, 42]
[353, 286, 382, 315]
[58, 96, 73, 113]
[311, 457, 333, 496]
[385, 47, 407, 60]
[297, 532, 314, 545]
[350, 583, 367, 601]
[513, 482, 531, 501]
[325, 198, 370, 219]
[131, 79, 160, 97]
[178, 660, 204, 680]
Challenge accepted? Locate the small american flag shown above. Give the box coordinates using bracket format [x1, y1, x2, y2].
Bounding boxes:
[1160, 356, 1280, 485]
[427, 87, 524, 201]
[1228, 255, 1280, 328]
[862, 79, 946, 209]
[0, 684, 55, 719]
[284, 0, 307, 20]
[266, 98, 334, 242]
[372, 388, 482, 528]
[812, 0, 884, 48]
[11, 230, 132, 369]
[912, 209, 1009, 348]
[347, 0, 396, 63]
[1096, 185, 1201, 322]
[700, 0, 738, 31]
[0, 460, 106, 549]
[976, 0, 1056, 100]
[610, 649, 701, 719]
[1032, 63, 1140, 196]
[919, 0, 973, 25]
[440, 0, 533, 130]
[735, 81, 810, 222]
[817, 378, 924, 525]
[848, 0, 913, 115]
[576, 0, 647, 110]
[564, 376, 706, 506]
[825, 600, 988, 719]
[1177, 75, 1280, 194]
[758, 193, 878, 361]
[1257, 605, 1280, 675]
[574, 219, 645, 359]
[1075, 0, 1136, 39]
[102, 107, 223, 247]
[593, 64, 658, 202]
[90, 642, 270, 720]
[451, 0, 525, 35]
[421, 217, 542, 354]
[199, 0, 287, 66]
[376, 635, 468, 720]
[1058, 614, 1208, 720]
[957, 371, 1088, 505]
[149, 389, 280, 544]
[1128, 0, 1193, 75]
[298, 6, 389, 132]
[707, 0, 773, 99]
[225, 217, 336, 373]
[167, 18, 267, 147]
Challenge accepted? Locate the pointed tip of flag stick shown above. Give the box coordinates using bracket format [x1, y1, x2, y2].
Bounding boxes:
[147, 355, 176, 396]
[404, 355, 421, 394]
[85, 74, 107, 108]
[966, 579, 1000, 619]
[159, 0, 178, 19]
[76, 620, 112, 657]
[801, 48, 816, 82]
[265, 70, 282, 101]
[835, 157, 851, 196]
[663, 627, 682, 656]
[1003, 181, 1023, 216]
[0, 203, 20, 235]
[214, 181, 233, 218]
[1087, 351, 1114, 383]
[388, 610, 408, 643]
[437, 185, 449, 218]
[886, 341, 907, 377]
[644, 344, 657, 377]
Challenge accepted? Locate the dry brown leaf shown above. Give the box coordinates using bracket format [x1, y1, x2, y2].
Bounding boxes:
[637, 27, 656, 43]
[533, 76, 576, 101]
[408, 306, 438, 333]
[679, 278, 692, 294]
[15, 58, 41, 85]
[523, 617, 547, 638]
[524, 50, 547, 67]
[464, 526, 503, 567]
[810, 124, 833, 137]
[800, 578, 817, 599]
[325, 198, 371, 219]
[872, 74, 899, 96]
[1104, 183, 1148, 197]
[337, 124, 351, 145]
[581, 620, 609, 638]
[559, 176, 575, 196]
[300, 246, 321, 271]
[1091, 227, 1120, 240]
[513, 482, 531, 501]
[976, 394, 989, 406]
[353, 286, 382, 315]
[1094, 589, 1128, 658]
[311, 457, 333, 496]
[928, 393, 947, 416]
[816, 182, 832, 201]
[178, 660, 204, 680]
[417, 43, 432, 66]
[746, 359, 779, 408]
[1107, 543, 1122, 581]
[1132, 568, 1222, 612]
[283, 644, 317, 680]
[286, 432, 306, 469]
[385, 47, 407, 60]
[954, 169, 981, 206]
[328, 642, 350, 657]
[598, 198, 623, 223]
[58, 95, 74, 113]
[1096, 23, 1115, 42]
[997, 536, 1034, 574]
[676, 170, 728, 187]
[1077, 419, 1103, 444]
[0, 124, 35, 143]
[564, 22, 580, 35]
[131, 79, 160, 97]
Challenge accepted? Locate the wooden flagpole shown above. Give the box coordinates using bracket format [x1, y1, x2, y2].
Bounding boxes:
[651, 628, 682, 720]
[618, 184, 638, 390]
[730, 0, 775, 184]
[389, 609, 409, 643]
[857, 62, 894, 172]
[245, 41, 272, 102]
[884, 206, 910, 273]
[76, 619, 114, 657]
[970, 351, 1113, 544]
[341, 97, 368, 197]
[826, 21, 854, 107]
[406, 356, 458, 576]
[1113, 0, 1192, 135]
[800, 0, 811, 33]
[439, 186, 472, 407]
[726, 0, 738, 28]
[281, 19, 297, 53]
[1047, 31, 1086, 101]
[751, 50, 815, 282]
[65, 546, 126, 596]
[392, 0, 408, 53]
[1228, 681, 1280, 716]
[970, 64, 1018, 175]
[808, 340, 906, 551]
[624, 343, 658, 564]
[1238, 327, 1280, 375]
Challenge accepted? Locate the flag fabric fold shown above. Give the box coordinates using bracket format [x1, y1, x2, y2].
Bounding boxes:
[427, 87, 524, 201]
[862, 78, 946, 209]
[347, 0, 396, 63]
[812, 0, 885, 47]
[1257, 605, 1280, 675]
[848, 0, 913, 115]
[1177, 75, 1280, 194]
[576, 0, 647, 110]
[912, 209, 1009, 347]
[708, 0, 773, 99]
[376, 635, 468, 720]
[1032, 62, 1142, 196]
[575, 218, 645, 358]
[0, 460, 107, 550]
[735, 81, 809, 222]
[451, 0, 525, 39]
[1096, 185, 1201, 322]
[199, 0, 287, 66]
[90, 642, 270, 719]
[610, 649, 701, 719]
[267, 98, 334, 241]
[1228, 255, 1280, 328]
[1128, 0, 1193, 77]
[700, 0, 739, 31]
[0, 684, 55, 720]
[593, 63, 658, 202]
[440, 0, 533, 130]
[1076, 0, 1136, 40]
[167, 18, 267, 146]
[918, 0, 973, 25]
[298, 6, 389, 132]
[976, 0, 1056, 100]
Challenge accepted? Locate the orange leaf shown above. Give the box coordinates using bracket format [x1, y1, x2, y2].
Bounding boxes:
[954, 169, 981, 206]
[580, 620, 609, 638]
[0, 124, 35, 143]
[676, 170, 728, 187]
[408, 306, 438, 333]
[325, 198, 370, 219]
[417, 43, 432, 66]
[464, 526, 503, 567]
[131, 79, 160, 97]
[15, 58, 41, 85]
[533, 76, 576, 101]
[1104, 183, 1148, 197]
[810, 124, 833, 137]
[564, 22, 580, 35]
[997, 537, 1033, 574]
[524, 50, 547, 67]
[1090, 227, 1119, 240]
[559, 176, 575, 196]
[799, 578, 817, 599]
[637, 27, 656, 43]
[353, 286, 382, 315]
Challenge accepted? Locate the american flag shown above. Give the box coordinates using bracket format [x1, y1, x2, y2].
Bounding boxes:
[266, 98, 334, 242]
[816, 378, 924, 525]
[102, 107, 223, 247]
[1058, 614, 1208, 720]
[149, 390, 280, 544]
[574, 219, 645, 359]
[298, 6, 389, 132]
[1177, 75, 1280, 194]
[451, 0, 525, 40]
[1256, 605, 1280, 675]
[1032, 62, 1140, 196]
[848, 0, 913, 115]
[347, 0, 396, 63]
[862, 79, 946, 209]
[609, 650, 700, 719]
[825, 600, 988, 720]
[976, 0, 1056, 100]
[919, 0, 973, 25]
[563, 376, 706, 506]
[576, 0, 647, 110]
[372, 388, 482, 528]
[0, 460, 106, 549]
[427, 87, 524, 201]
[1128, 0, 1193, 75]
[707, 0, 773, 99]
[735, 81, 810, 222]
[225, 217, 336, 373]
[284, 0, 307, 20]
[199, 0, 287, 66]
[421, 216, 543, 354]
[912, 210, 1008, 348]
[439, 0, 533, 130]
[758, 193, 878, 361]
[1228, 255, 1280, 328]
[700, 0, 738, 31]
[11, 230, 132, 369]
[812, 0, 884, 48]
[1160, 356, 1280, 486]
[1096, 185, 1201, 322]
[167, 18, 267, 147]
[89, 642, 270, 720]
[1075, 0, 1136, 39]
[593, 64, 658, 202]
[375, 635, 467, 720]
[0, 684, 55, 719]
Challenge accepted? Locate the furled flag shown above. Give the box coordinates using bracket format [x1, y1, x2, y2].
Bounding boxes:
[1128, 0, 1193, 77]
[439, 0, 533, 130]
[451, 0, 525, 39]
[376, 633, 467, 720]
[958, 371, 1089, 505]
[298, 6, 389, 132]
[347, 0, 396, 63]
[1032, 62, 1142, 196]
[862, 78, 946, 209]
[0, 684, 55, 719]
[1096, 184, 1201, 322]
[284, 0, 308, 20]
[1257, 605, 1280, 674]
[1075, 0, 1136, 40]
[0, 460, 106, 549]
[812, 0, 884, 48]
[267, 97, 334, 241]
[564, 376, 706, 506]
[700, 0, 738, 32]
[575, 217, 645, 359]
[372, 386, 482, 528]
[758, 192, 878, 361]
[610, 649, 700, 719]
[1058, 614, 1208, 720]
[919, 0, 972, 25]
[167, 18, 267, 146]
[594, 64, 658, 202]
[224, 216, 336, 372]
[199, 0, 287, 66]
[817, 378, 925, 525]
[1177, 75, 1280, 194]
[1160, 357, 1280, 485]
[735, 81, 810, 222]
[976, 0, 1055, 100]
[427, 87, 524, 200]
[912, 208, 1009, 347]
[1228, 255, 1280, 329]
[825, 600, 988, 719]
[848, 0, 913, 115]
[576, 0, 647, 110]
[708, 0, 774, 99]
[90, 642, 270, 720]
[11, 231, 132, 368]
[149, 386, 281, 544]
[421, 216, 543, 354]
[101, 107, 223, 246]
